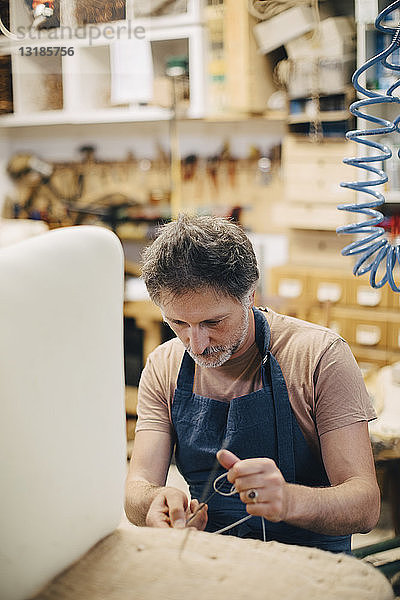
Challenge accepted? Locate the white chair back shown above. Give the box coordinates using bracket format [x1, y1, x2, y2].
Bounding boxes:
[0, 226, 126, 600]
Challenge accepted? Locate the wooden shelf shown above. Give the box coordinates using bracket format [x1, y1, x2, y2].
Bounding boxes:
[0, 106, 172, 127]
[204, 110, 288, 122]
[0, 109, 289, 128]
[288, 110, 351, 124]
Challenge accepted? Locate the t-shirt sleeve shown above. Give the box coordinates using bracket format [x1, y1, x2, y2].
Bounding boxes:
[313, 338, 376, 437]
[135, 350, 174, 435]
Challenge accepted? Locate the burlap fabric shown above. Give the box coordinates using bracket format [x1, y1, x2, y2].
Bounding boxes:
[33, 526, 394, 600]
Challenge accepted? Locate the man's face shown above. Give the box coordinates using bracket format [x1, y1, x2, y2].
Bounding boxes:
[159, 287, 254, 368]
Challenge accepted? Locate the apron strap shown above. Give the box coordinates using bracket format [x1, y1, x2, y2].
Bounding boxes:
[254, 308, 296, 484]
[176, 350, 195, 393]
[253, 307, 270, 357]
[262, 352, 296, 484]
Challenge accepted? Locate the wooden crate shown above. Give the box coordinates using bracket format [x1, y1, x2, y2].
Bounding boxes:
[288, 229, 352, 268]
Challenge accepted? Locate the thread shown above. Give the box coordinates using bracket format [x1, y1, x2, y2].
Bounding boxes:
[209, 472, 267, 539]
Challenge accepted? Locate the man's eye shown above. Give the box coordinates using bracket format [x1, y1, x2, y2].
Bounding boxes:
[205, 321, 221, 326]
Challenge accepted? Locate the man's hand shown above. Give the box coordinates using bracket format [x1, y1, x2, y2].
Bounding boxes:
[217, 449, 287, 522]
[146, 487, 208, 530]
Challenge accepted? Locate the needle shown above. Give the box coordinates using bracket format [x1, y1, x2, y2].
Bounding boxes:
[185, 488, 218, 527]
[179, 454, 227, 558]
[178, 488, 218, 558]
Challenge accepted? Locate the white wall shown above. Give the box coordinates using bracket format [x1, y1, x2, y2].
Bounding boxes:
[6, 119, 285, 161]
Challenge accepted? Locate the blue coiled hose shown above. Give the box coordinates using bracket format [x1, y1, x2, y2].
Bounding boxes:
[337, 0, 400, 291]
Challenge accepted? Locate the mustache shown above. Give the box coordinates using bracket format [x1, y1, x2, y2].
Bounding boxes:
[186, 345, 226, 357]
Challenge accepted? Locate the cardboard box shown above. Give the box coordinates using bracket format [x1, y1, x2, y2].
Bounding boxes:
[253, 5, 316, 54]
[287, 55, 355, 98]
[285, 17, 355, 59]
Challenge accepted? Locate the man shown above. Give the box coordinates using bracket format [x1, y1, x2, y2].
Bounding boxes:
[125, 214, 380, 553]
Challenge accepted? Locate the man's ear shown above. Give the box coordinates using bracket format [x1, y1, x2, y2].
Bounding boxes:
[249, 288, 256, 307]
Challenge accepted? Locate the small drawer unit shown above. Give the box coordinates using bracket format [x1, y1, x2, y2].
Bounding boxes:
[308, 268, 351, 306]
[268, 266, 310, 303]
[282, 136, 357, 206]
[347, 281, 389, 309]
[346, 310, 388, 349]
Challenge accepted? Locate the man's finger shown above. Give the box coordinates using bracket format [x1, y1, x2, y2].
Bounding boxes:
[168, 496, 188, 529]
[146, 500, 174, 528]
[216, 448, 241, 470]
[188, 499, 208, 530]
[190, 499, 200, 513]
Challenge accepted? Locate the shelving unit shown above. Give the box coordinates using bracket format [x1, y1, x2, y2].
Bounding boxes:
[0, 0, 206, 125]
[0, 0, 290, 236]
[0, 0, 289, 128]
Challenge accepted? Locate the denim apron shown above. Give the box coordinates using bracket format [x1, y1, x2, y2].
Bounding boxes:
[171, 307, 351, 554]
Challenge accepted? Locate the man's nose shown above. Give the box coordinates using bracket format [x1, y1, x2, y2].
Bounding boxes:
[188, 326, 209, 355]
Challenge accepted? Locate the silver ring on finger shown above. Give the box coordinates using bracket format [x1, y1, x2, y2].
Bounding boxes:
[246, 488, 259, 503]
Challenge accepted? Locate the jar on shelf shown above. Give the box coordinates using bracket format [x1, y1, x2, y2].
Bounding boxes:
[166, 55, 190, 117]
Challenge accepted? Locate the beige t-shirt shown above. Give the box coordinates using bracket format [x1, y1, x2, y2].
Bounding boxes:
[136, 308, 376, 456]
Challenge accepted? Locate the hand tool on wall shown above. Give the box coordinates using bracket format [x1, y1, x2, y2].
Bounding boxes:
[206, 156, 219, 191]
[182, 154, 198, 182]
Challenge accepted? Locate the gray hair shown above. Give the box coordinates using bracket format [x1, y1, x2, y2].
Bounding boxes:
[141, 213, 259, 304]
